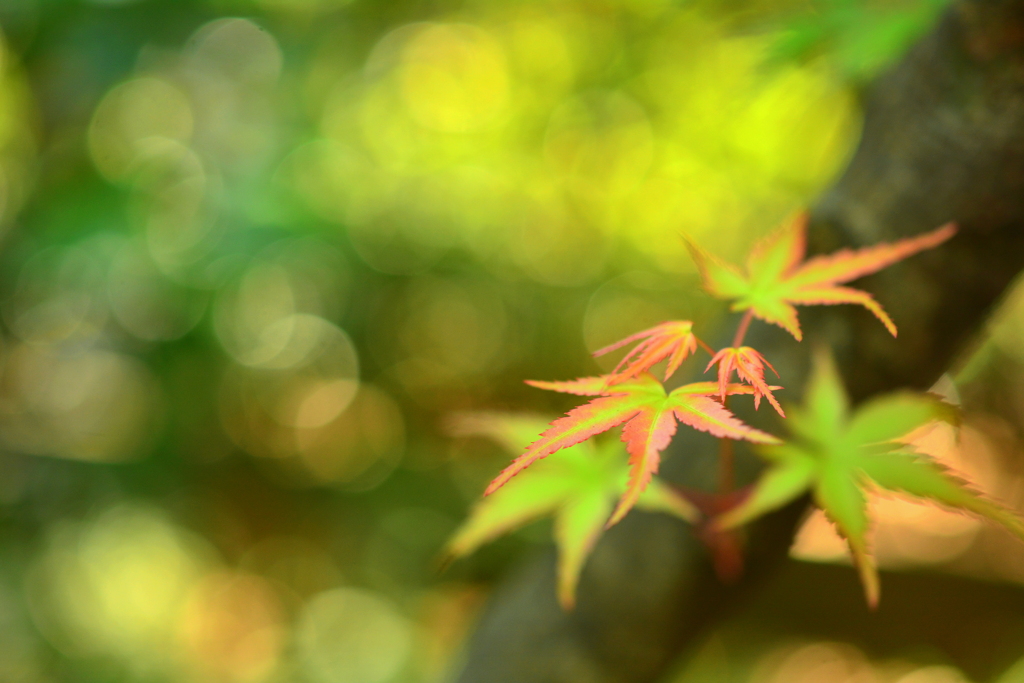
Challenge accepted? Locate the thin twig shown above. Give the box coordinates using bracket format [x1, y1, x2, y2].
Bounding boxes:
[732, 309, 754, 348]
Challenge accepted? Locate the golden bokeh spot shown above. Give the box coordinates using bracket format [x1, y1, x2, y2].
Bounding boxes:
[759, 642, 873, 683]
[746, 641, 973, 683]
[544, 90, 654, 208]
[292, 379, 360, 429]
[180, 18, 283, 173]
[88, 78, 193, 182]
[179, 571, 285, 683]
[0, 344, 161, 462]
[215, 261, 297, 366]
[894, 666, 973, 683]
[27, 505, 207, 663]
[297, 587, 412, 683]
[398, 23, 510, 133]
[506, 17, 575, 96]
[295, 385, 405, 488]
[221, 369, 402, 490]
[216, 244, 353, 369]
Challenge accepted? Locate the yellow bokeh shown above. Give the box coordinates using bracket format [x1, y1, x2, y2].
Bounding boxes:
[179, 571, 285, 683]
[297, 587, 412, 683]
[399, 23, 510, 133]
[295, 9, 857, 281]
[88, 77, 194, 182]
[28, 505, 207, 664]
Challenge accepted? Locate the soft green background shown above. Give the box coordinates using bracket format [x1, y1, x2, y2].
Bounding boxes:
[6, 1, 1013, 682]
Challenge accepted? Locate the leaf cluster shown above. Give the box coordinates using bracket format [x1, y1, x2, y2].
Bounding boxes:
[444, 413, 697, 609]
[718, 351, 1024, 606]
[447, 213, 1024, 609]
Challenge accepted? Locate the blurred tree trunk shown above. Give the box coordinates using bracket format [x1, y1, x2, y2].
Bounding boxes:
[451, 1, 1024, 682]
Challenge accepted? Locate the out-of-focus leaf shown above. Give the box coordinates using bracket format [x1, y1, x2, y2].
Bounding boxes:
[716, 350, 1024, 607]
[768, 0, 952, 80]
[445, 413, 698, 609]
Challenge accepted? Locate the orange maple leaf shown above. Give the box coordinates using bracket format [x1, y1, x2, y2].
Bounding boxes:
[592, 320, 705, 382]
[706, 346, 784, 417]
[685, 214, 956, 341]
[489, 375, 780, 526]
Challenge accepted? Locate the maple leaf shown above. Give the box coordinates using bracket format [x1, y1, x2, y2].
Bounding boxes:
[592, 321, 704, 382]
[714, 350, 1024, 608]
[685, 213, 956, 341]
[706, 346, 784, 417]
[488, 374, 780, 528]
[445, 413, 698, 609]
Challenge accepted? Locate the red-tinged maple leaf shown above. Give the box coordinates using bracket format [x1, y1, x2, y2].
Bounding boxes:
[525, 376, 614, 396]
[445, 413, 698, 609]
[592, 321, 704, 382]
[706, 346, 784, 417]
[685, 213, 956, 341]
[488, 374, 780, 527]
[526, 377, 768, 398]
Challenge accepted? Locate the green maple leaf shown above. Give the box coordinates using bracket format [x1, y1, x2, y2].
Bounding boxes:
[486, 374, 780, 527]
[444, 413, 698, 609]
[716, 350, 1024, 607]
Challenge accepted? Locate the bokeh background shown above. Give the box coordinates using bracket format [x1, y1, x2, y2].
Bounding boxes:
[9, 1, 1024, 682]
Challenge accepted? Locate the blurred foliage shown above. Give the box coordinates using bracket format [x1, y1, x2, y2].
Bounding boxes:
[769, 0, 951, 80]
[10, 1, 1024, 683]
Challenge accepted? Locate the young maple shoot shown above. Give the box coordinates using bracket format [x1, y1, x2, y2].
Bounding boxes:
[591, 320, 707, 381]
[448, 212, 1024, 609]
[707, 345, 784, 416]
